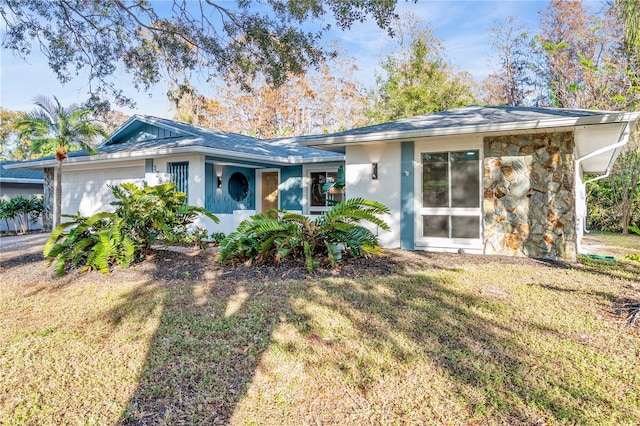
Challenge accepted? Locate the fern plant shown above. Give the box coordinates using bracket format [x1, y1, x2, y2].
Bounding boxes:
[219, 198, 390, 272]
[111, 182, 219, 251]
[44, 182, 219, 276]
[43, 212, 136, 276]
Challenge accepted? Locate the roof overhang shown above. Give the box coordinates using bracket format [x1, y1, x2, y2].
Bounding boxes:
[298, 111, 639, 149]
[297, 109, 640, 177]
[3, 145, 344, 170]
[0, 178, 44, 184]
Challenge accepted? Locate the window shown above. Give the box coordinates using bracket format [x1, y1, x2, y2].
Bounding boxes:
[168, 162, 189, 195]
[309, 170, 344, 214]
[228, 172, 249, 201]
[421, 150, 481, 240]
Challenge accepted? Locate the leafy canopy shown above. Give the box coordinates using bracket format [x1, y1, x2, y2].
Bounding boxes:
[367, 14, 475, 123]
[1, 0, 400, 109]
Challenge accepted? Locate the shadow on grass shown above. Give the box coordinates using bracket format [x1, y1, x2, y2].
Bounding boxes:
[108, 250, 300, 424]
[578, 256, 640, 283]
[106, 250, 633, 424]
[287, 273, 623, 424]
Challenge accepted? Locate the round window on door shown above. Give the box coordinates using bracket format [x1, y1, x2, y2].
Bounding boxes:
[228, 172, 249, 201]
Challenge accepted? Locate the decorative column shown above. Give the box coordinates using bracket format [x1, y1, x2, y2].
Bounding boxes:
[43, 167, 54, 231]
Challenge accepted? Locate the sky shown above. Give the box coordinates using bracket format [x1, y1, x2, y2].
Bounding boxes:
[0, 0, 603, 118]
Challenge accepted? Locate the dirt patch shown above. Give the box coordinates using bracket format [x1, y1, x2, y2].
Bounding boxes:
[1, 237, 570, 287]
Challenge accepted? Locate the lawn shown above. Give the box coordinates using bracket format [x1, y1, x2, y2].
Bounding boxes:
[1, 236, 639, 425]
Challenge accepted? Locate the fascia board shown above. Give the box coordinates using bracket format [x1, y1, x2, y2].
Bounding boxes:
[298, 112, 640, 147]
[3, 146, 344, 169]
[0, 178, 44, 184]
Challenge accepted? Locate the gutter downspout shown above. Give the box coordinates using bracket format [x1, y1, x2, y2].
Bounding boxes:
[574, 122, 632, 254]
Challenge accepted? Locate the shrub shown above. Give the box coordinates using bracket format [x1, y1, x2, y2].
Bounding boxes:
[219, 198, 390, 272]
[0, 195, 43, 233]
[44, 182, 219, 275]
[110, 182, 218, 251]
[43, 212, 136, 276]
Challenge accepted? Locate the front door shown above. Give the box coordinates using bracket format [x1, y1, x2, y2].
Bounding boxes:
[261, 171, 279, 212]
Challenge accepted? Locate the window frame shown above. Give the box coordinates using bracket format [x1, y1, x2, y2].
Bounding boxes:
[416, 148, 483, 248]
[304, 166, 345, 215]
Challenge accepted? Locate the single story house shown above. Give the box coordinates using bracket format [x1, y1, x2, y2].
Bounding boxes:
[5, 115, 345, 235]
[296, 106, 640, 261]
[7, 106, 639, 261]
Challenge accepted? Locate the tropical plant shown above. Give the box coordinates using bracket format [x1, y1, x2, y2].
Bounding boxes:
[17, 95, 106, 228]
[110, 182, 219, 252]
[219, 198, 390, 272]
[0, 195, 43, 233]
[0, 199, 14, 231]
[617, 298, 640, 328]
[43, 212, 136, 276]
[44, 182, 219, 276]
[321, 165, 345, 204]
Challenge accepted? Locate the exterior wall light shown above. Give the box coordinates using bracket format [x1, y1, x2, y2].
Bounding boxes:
[372, 163, 379, 180]
[217, 176, 223, 189]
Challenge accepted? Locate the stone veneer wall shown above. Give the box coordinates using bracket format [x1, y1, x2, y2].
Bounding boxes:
[483, 132, 577, 261]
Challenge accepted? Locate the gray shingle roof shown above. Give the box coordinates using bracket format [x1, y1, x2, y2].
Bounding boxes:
[83, 115, 343, 163]
[0, 161, 44, 181]
[297, 106, 632, 148]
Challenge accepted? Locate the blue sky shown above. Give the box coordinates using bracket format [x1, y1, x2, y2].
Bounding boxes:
[0, 1, 601, 117]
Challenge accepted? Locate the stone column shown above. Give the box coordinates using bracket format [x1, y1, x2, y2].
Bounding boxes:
[483, 132, 577, 261]
[43, 167, 54, 231]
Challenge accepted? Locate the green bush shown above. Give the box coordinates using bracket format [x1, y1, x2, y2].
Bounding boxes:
[219, 197, 390, 272]
[43, 212, 136, 276]
[0, 195, 44, 233]
[44, 182, 219, 276]
[110, 182, 218, 251]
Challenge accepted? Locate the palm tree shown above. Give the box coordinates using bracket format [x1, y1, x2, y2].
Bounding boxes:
[18, 96, 106, 228]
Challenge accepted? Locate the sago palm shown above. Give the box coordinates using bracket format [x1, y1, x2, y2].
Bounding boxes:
[219, 198, 390, 272]
[18, 95, 106, 227]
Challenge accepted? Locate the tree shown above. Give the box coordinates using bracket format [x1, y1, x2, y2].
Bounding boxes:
[189, 51, 367, 137]
[480, 16, 534, 106]
[617, 0, 640, 59]
[523, 0, 640, 233]
[0, 108, 26, 160]
[17, 96, 106, 228]
[367, 14, 475, 123]
[1, 1, 399, 109]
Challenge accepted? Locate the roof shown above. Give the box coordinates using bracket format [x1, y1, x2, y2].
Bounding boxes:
[297, 106, 638, 147]
[0, 161, 44, 183]
[296, 105, 640, 175]
[7, 115, 344, 169]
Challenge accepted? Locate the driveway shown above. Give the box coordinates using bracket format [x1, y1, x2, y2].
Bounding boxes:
[0, 232, 50, 261]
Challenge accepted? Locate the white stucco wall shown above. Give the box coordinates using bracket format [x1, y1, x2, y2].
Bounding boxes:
[345, 143, 402, 248]
[152, 154, 206, 207]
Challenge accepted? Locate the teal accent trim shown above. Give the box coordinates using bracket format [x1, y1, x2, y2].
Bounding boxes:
[145, 159, 153, 173]
[205, 156, 276, 168]
[280, 166, 303, 210]
[205, 166, 255, 214]
[400, 142, 415, 250]
[168, 161, 189, 196]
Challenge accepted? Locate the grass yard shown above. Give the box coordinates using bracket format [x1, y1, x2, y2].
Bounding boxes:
[1, 235, 639, 425]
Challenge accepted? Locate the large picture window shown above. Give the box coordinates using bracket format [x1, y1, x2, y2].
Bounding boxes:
[421, 150, 480, 241]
